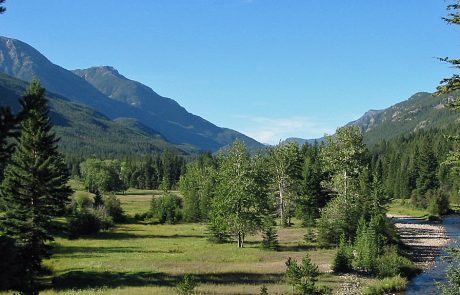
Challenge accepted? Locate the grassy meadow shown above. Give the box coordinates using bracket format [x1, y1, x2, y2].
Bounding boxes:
[6, 184, 383, 294]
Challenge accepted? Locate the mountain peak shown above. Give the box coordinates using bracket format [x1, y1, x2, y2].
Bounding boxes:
[74, 66, 122, 78]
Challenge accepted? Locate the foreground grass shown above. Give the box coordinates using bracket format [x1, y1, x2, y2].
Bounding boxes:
[5, 189, 381, 294]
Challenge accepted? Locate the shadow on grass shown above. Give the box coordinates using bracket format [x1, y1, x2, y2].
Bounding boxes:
[52, 271, 284, 290]
[278, 244, 318, 252]
[54, 246, 184, 257]
[75, 231, 205, 240]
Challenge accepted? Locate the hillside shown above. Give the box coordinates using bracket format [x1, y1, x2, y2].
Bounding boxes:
[0, 36, 263, 152]
[349, 91, 459, 145]
[0, 73, 195, 157]
[289, 91, 459, 146]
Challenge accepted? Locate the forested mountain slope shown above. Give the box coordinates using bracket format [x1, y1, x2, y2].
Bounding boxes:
[348, 91, 459, 145]
[0, 36, 263, 152]
[0, 73, 195, 158]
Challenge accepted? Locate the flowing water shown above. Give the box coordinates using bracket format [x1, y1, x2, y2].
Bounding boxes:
[405, 214, 460, 294]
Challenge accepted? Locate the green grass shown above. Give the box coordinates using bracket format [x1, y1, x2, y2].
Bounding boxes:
[387, 199, 429, 218]
[364, 275, 408, 295]
[2, 185, 384, 294]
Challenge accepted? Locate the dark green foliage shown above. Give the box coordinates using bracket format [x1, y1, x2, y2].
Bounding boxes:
[354, 218, 380, 273]
[93, 190, 104, 208]
[0, 0, 5, 14]
[370, 127, 456, 211]
[180, 153, 216, 222]
[285, 255, 320, 295]
[0, 235, 20, 290]
[175, 274, 197, 295]
[332, 235, 353, 273]
[261, 219, 280, 251]
[150, 193, 183, 224]
[375, 246, 417, 279]
[297, 143, 325, 226]
[260, 285, 268, 295]
[68, 211, 105, 236]
[317, 193, 362, 245]
[0, 106, 18, 183]
[103, 194, 125, 222]
[0, 80, 72, 293]
[427, 189, 450, 216]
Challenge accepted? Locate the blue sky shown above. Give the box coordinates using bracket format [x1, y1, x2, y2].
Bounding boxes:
[0, 0, 458, 144]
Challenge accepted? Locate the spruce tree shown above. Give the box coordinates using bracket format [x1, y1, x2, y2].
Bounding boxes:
[0, 107, 18, 182]
[0, 80, 72, 293]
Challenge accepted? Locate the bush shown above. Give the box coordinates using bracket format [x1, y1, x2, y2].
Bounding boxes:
[93, 206, 115, 230]
[68, 211, 102, 236]
[103, 194, 125, 222]
[260, 285, 268, 295]
[375, 246, 418, 278]
[176, 274, 197, 295]
[69, 192, 93, 213]
[427, 189, 450, 216]
[332, 235, 353, 273]
[285, 255, 320, 294]
[151, 193, 183, 224]
[364, 275, 408, 295]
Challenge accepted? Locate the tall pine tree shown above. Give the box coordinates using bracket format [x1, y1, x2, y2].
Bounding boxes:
[0, 80, 72, 293]
[0, 107, 18, 182]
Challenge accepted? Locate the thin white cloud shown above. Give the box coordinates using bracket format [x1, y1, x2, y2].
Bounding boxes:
[238, 115, 335, 145]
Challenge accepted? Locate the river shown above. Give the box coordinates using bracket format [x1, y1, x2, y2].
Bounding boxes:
[405, 214, 460, 294]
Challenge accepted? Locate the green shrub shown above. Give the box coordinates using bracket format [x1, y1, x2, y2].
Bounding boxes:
[68, 211, 102, 236]
[332, 235, 353, 273]
[285, 254, 320, 294]
[151, 193, 183, 224]
[176, 274, 196, 295]
[93, 206, 115, 230]
[427, 189, 450, 216]
[364, 275, 408, 295]
[69, 192, 93, 213]
[103, 194, 125, 222]
[375, 246, 417, 278]
[259, 285, 268, 295]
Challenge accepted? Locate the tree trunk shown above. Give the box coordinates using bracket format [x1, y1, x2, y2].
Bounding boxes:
[279, 182, 284, 226]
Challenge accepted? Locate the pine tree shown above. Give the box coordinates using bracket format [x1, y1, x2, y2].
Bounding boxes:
[0, 81, 72, 293]
[0, 107, 18, 182]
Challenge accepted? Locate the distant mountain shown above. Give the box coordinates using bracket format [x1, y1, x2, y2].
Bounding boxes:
[0, 36, 263, 152]
[0, 73, 195, 157]
[348, 91, 459, 145]
[283, 91, 459, 147]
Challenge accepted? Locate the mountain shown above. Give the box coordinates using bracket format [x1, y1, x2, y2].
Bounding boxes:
[348, 91, 459, 145]
[0, 36, 263, 152]
[285, 91, 459, 146]
[0, 73, 196, 157]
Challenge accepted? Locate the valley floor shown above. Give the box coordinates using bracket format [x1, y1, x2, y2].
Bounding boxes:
[30, 190, 380, 295]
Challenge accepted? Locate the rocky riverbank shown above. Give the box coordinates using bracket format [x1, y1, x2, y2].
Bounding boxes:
[387, 214, 450, 269]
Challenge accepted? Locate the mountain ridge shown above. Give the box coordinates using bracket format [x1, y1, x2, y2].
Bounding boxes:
[0, 36, 263, 152]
